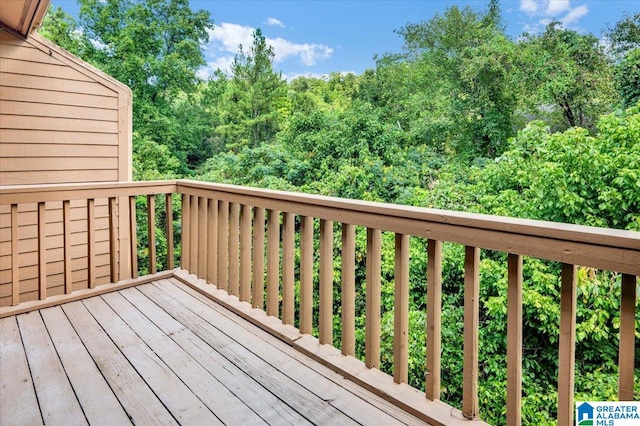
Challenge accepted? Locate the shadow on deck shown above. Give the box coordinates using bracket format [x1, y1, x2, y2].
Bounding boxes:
[1, 277, 431, 426]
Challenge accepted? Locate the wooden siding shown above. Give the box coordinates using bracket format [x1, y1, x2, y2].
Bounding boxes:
[0, 28, 132, 302]
[0, 29, 131, 185]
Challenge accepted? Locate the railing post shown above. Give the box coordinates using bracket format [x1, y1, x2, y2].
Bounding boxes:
[462, 245, 480, 419]
[319, 219, 334, 345]
[252, 207, 266, 310]
[618, 273, 637, 401]
[38, 202, 47, 298]
[266, 209, 280, 317]
[507, 254, 523, 426]
[365, 228, 381, 368]
[181, 194, 190, 270]
[394, 233, 409, 384]
[558, 263, 577, 426]
[426, 239, 442, 400]
[341, 223, 356, 356]
[147, 195, 156, 274]
[282, 212, 295, 325]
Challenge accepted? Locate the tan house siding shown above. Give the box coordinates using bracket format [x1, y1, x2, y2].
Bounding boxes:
[0, 28, 133, 306]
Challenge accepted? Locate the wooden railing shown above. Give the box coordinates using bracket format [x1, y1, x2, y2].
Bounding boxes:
[1, 179, 638, 425]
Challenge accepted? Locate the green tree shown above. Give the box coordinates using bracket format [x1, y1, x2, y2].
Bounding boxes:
[606, 13, 640, 107]
[391, 1, 517, 157]
[217, 28, 286, 151]
[39, 6, 85, 53]
[606, 12, 640, 57]
[518, 22, 617, 130]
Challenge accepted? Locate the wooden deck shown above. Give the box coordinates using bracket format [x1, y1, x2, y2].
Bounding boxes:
[0, 278, 428, 426]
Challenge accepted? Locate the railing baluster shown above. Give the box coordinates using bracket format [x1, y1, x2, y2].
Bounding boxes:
[319, 219, 334, 345]
[229, 203, 240, 296]
[253, 207, 266, 310]
[394, 233, 409, 384]
[507, 254, 523, 425]
[108, 197, 118, 283]
[189, 195, 198, 276]
[426, 239, 442, 400]
[558, 263, 577, 426]
[181, 194, 190, 269]
[64, 200, 72, 294]
[618, 273, 636, 401]
[129, 196, 137, 279]
[87, 199, 96, 287]
[147, 195, 156, 274]
[239, 205, 252, 302]
[463, 245, 480, 419]
[207, 199, 218, 284]
[198, 196, 208, 280]
[165, 194, 174, 270]
[267, 209, 280, 317]
[11, 203, 19, 306]
[282, 212, 295, 325]
[365, 228, 381, 368]
[342, 223, 356, 356]
[38, 202, 47, 298]
[299, 215, 314, 334]
[217, 200, 229, 291]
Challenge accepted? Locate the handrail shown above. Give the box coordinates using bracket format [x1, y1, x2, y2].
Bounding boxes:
[178, 180, 639, 274]
[1, 179, 638, 425]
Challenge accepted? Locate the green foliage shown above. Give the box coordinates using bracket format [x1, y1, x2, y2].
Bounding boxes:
[216, 29, 287, 151]
[517, 22, 617, 131]
[615, 49, 640, 108]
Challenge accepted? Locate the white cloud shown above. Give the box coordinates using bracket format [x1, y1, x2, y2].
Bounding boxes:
[269, 37, 332, 65]
[561, 4, 589, 26]
[199, 22, 333, 78]
[266, 18, 285, 28]
[519, 1, 590, 33]
[520, 0, 538, 14]
[546, 0, 570, 15]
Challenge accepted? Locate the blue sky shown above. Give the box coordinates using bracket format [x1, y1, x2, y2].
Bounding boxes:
[51, 1, 638, 80]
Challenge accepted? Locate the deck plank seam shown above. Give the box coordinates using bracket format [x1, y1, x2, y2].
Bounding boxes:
[149, 279, 412, 426]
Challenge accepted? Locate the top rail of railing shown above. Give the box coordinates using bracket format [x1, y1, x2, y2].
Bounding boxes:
[2, 179, 639, 274]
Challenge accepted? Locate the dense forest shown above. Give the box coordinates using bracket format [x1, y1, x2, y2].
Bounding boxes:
[41, 0, 639, 423]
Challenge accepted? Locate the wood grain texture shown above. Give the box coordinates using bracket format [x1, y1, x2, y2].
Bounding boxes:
[557, 263, 577, 426]
[319, 219, 333, 345]
[0, 316, 43, 426]
[426, 239, 442, 400]
[299, 215, 314, 334]
[18, 311, 87, 425]
[462, 246, 480, 419]
[618, 274, 637, 401]
[507, 254, 523, 426]
[365, 228, 381, 369]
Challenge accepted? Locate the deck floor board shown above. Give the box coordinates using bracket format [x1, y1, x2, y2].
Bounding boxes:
[0, 279, 428, 426]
